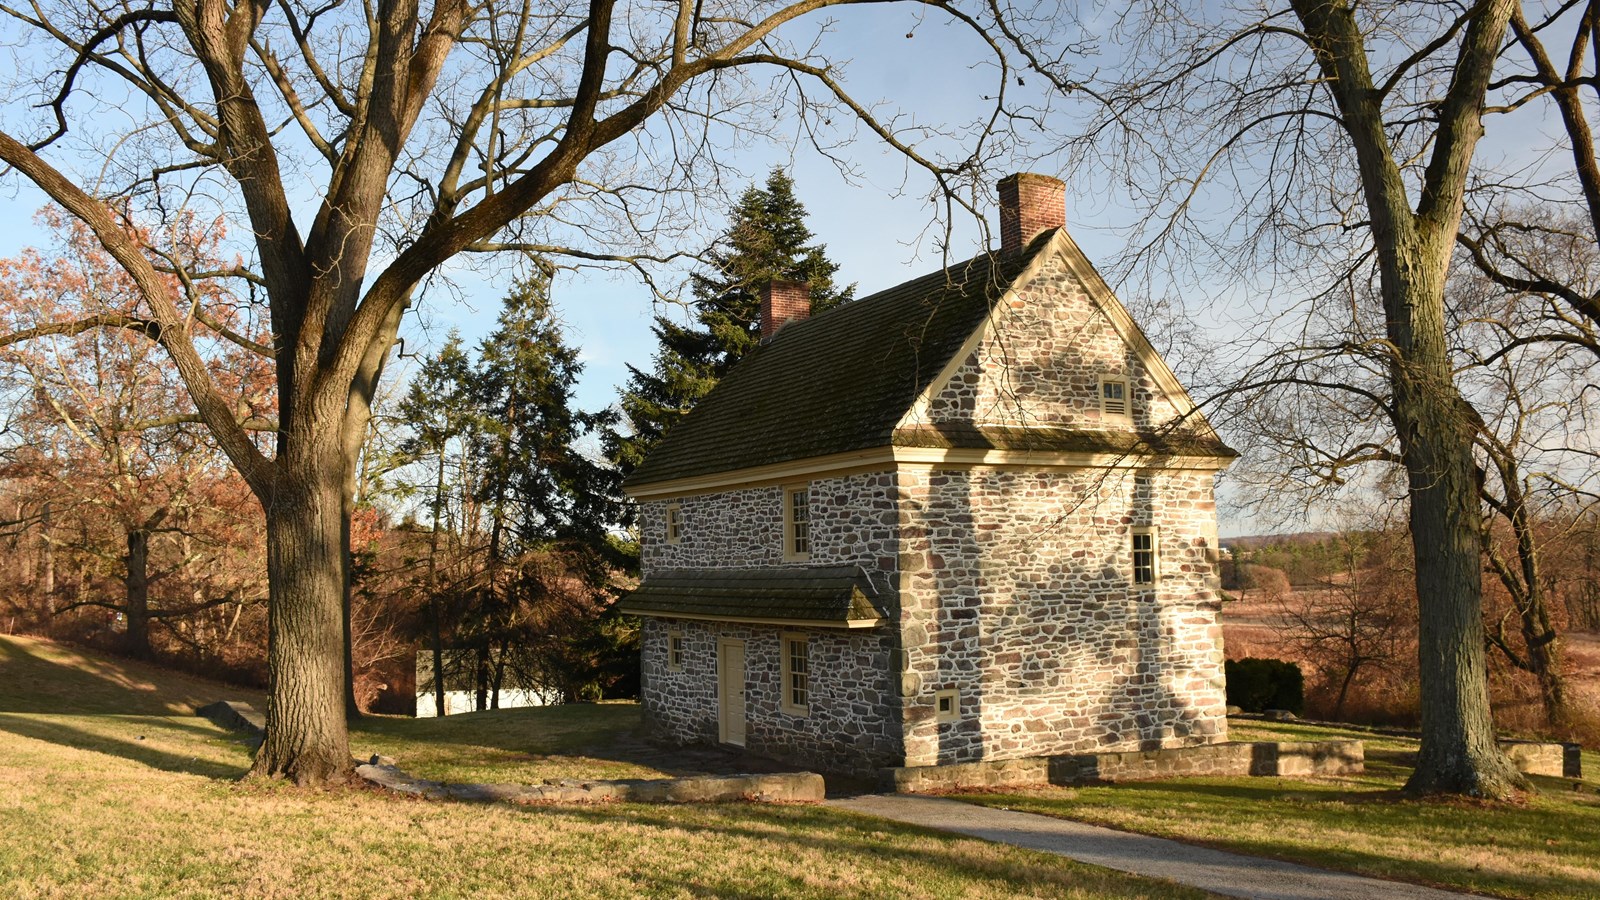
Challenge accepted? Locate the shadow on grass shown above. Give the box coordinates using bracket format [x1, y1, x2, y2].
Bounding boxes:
[351, 704, 804, 780]
[507, 801, 1208, 900]
[0, 635, 259, 716]
[0, 712, 247, 779]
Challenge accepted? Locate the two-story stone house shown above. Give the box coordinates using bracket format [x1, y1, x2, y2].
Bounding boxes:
[618, 173, 1236, 775]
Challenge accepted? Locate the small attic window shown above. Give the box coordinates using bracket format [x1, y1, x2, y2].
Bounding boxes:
[1099, 376, 1131, 422]
[665, 504, 683, 544]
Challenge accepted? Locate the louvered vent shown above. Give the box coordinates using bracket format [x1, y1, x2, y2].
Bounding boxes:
[1100, 377, 1130, 420]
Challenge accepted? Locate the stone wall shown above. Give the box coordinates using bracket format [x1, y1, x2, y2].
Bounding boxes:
[637, 470, 905, 774]
[885, 739, 1364, 792]
[639, 470, 900, 574]
[920, 249, 1186, 432]
[895, 463, 1227, 766]
[639, 617, 901, 773]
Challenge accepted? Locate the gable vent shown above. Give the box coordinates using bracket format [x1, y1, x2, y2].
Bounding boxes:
[1100, 376, 1130, 420]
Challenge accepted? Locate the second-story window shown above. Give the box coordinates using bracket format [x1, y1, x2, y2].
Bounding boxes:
[666, 503, 683, 544]
[1131, 526, 1158, 586]
[784, 484, 812, 561]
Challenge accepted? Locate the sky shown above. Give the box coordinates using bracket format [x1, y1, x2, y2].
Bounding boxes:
[0, 2, 1577, 539]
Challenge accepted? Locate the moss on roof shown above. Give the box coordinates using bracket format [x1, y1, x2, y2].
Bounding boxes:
[624, 234, 1054, 489]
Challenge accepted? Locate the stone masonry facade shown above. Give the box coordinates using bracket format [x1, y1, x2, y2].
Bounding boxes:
[921, 249, 1186, 431]
[638, 471, 906, 773]
[633, 236, 1228, 775]
[895, 465, 1227, 767]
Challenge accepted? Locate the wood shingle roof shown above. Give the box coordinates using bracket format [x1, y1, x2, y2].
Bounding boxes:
[623, 233, 1054, 489]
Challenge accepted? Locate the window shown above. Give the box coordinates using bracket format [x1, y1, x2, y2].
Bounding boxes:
[1099, 375, 1131, 421]
[1131, 526, 1158, 586]
[781, 634, 810, 715]
[668, 631, 684, 672]
[935, 689, 961, 723]
[665, 503, 683, 545]
[784, 485, 812, 561]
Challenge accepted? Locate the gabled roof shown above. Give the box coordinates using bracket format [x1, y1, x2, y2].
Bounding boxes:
[623, 228, 1234, 493]
[616, 565, 886, 628]
[624, 233, 1055, 489]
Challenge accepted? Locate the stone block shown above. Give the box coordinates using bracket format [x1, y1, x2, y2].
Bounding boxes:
[1499, 740, 1568, 778]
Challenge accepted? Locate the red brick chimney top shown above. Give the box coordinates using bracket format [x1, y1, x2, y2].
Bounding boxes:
[998, 173, 1066, 256]
[759, 279, 811, 341]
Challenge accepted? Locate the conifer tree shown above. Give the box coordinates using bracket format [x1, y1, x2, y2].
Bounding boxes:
[474, 273, 618, 555]
[608, 169, 854, 478]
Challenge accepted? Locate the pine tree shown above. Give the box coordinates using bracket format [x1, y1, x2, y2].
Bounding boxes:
[473, 273, 618, 555]
[607, 169, 854, 478]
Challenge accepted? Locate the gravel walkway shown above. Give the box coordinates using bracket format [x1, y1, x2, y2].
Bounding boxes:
[827, 795, 1473, 900]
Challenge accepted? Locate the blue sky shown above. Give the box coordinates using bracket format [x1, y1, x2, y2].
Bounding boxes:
[0, 3, 1572, 539]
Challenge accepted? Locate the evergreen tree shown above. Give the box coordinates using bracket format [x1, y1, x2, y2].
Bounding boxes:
[607, 169, 854, 478]
[474, 273, 618, 556]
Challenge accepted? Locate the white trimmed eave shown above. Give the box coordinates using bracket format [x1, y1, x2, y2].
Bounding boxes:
[623, 443, 1236, 500]
[618, 608, 886, 629]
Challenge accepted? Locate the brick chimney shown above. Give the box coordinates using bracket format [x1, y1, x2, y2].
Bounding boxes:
[998, 173, 1066, 256]
[759, 279, 811, 341]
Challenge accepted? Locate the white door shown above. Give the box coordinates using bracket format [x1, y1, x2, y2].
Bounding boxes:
[718, 639, 747, 746]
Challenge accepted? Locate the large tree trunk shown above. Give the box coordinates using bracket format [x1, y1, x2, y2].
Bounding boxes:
[1389, 266, 1525, 798]
[123, 528, 152, 659]
[251, 456, 353, 785]
[1290, 0, 1523, 798]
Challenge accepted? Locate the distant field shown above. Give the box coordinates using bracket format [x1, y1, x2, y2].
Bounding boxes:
[0, 635, 1209, 899]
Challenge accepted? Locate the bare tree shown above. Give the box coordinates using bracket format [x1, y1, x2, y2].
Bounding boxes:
[0, 0, 1024, 783]
[1277, 530, 1414, 721]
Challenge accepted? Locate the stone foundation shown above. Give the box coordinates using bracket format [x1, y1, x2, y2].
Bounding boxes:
[884, 739, 1364, 792]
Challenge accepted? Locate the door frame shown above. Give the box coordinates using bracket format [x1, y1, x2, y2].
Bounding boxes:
[717, 638, 747, 747]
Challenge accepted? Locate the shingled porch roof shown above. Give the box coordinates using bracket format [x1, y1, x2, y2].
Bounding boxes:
[617, 565, 887, 628]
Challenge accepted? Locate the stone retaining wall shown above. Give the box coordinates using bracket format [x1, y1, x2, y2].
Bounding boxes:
[884, 739, 1364, 793]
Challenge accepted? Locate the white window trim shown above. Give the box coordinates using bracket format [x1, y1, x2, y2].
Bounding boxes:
[783, 484, 813, 562]
[1099, 375, 1132, 423]
[1131, 525, 1159, 587]
[665, 503, 683, 545]
[667, 630, 684, 672]
[780, 632, 810, 716]
[934, 688, 961, 723]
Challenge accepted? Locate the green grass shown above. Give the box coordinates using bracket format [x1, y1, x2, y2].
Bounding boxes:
[957, 719, 1600, 899]
[350, 703, 675, 783]
[0, 635, 1211, 899]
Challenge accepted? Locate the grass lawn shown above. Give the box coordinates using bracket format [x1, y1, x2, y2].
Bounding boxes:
[957, 719, 1600, 900]
[350, 704, 674, 784]
[0, 635, 1212, 899]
